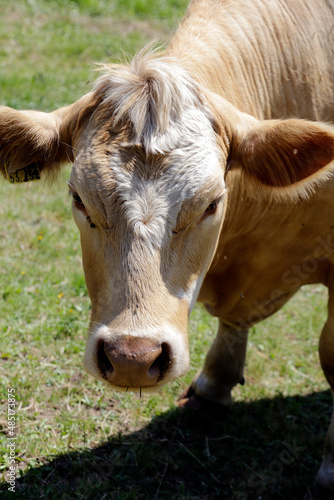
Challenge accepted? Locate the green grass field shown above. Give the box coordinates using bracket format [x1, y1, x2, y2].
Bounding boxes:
[0, 1, 332, 499]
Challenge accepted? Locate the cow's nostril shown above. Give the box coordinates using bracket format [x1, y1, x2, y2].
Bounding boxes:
[148, 342, 172, 382]
[97, 339, 114, 379]
[96, 336, 172, 387]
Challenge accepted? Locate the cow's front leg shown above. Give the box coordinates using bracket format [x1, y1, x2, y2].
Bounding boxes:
[178, 320, 248, 410]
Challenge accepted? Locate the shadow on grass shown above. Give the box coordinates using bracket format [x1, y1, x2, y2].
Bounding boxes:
[1, 390, 333, 500]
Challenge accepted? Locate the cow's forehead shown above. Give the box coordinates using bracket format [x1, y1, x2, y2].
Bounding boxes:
[71, 106, 225, 229]
[109, 134, 223, 202]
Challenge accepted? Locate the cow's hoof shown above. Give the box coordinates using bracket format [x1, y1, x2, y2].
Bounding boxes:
[177, 385, 230, 415]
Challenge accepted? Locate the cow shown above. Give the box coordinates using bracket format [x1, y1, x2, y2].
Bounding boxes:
[1, 0, 334, 492]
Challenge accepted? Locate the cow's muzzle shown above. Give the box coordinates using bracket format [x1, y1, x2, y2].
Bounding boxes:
[96, 335, 172, 388]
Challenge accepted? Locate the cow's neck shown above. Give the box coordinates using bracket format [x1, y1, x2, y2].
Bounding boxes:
[218, 168, 310, 255]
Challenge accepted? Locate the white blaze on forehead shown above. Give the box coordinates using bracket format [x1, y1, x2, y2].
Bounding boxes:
[91, 48, 227, 242]
[110, 107, 224, 246]
[124, 179, 170, 240]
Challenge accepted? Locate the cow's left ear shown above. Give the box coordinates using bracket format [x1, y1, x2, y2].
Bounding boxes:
[231, 118, 334, 190]
[0, 92, 96, 180]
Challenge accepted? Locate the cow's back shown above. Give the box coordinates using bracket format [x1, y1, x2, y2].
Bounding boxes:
[168, 0, 334, 122]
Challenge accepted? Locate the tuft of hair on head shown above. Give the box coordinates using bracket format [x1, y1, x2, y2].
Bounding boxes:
[93, 44, 206, 152]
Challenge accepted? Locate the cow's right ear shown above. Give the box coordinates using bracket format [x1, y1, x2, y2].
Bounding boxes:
[206, 90, 334, 199]
[230, 118, 334, 196]
[0, 92, 96, 181]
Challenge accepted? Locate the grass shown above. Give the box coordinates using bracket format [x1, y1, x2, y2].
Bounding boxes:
[0, 1, 331, 499]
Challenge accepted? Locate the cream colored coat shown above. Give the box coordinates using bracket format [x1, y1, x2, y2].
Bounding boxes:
[1, 0, 334, 491]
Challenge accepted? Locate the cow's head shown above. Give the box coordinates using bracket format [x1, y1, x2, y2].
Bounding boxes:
[1, 49, 334, 391]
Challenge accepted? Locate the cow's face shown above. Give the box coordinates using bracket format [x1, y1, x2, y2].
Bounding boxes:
[70, 98, 227, 390]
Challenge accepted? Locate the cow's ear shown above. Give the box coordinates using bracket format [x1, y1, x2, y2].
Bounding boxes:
[229, 118, 334, 196]
[0, 92, 96, 180]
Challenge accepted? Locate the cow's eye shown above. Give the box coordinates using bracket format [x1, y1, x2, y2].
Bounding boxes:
[72, 191, 85, 210]
[205, 200, 219, 215]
